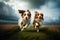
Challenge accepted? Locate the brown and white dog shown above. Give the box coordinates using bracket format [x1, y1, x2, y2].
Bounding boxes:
[18, 10, 31, 31]
[33, 11, 44, 32]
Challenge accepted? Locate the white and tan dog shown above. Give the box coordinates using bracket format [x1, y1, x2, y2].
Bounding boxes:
[18, 10, 31, 31]
[33, 11, 44, 32]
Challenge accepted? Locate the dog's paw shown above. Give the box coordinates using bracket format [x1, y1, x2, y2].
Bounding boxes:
[37, 30, 39, 32]
[21, 29, 24, 31]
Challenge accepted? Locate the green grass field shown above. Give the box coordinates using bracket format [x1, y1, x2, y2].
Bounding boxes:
[0, 25, 60, 40]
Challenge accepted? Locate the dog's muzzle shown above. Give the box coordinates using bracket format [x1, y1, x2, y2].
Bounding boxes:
[26, 17, 28, 20]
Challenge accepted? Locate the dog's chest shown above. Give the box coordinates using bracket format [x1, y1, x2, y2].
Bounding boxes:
[39, 20, 43, 25]
[36, 20, 43, 25]
[23, 20, 29, 24]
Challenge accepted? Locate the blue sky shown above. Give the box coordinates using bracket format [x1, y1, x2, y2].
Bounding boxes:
[0, 0, 60, 25]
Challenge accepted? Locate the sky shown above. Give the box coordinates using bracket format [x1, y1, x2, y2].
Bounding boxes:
[0, 0, 60, 25]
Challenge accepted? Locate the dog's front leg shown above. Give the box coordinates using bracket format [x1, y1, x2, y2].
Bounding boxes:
[21, 24, 28, 31]
[18, 22, 24, 31]
[24, 24, 28, 28]
[35, 23, 38, 29]
[35, 23, 40, 32]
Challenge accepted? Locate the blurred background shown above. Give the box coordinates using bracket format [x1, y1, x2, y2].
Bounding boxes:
[0, 0, 60, 25]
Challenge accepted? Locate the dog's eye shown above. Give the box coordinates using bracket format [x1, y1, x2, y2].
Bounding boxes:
[24, 14, 26, 16]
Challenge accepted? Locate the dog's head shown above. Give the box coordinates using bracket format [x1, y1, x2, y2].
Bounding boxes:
[18, 10, 31, 20]
[34, 11, 44, 21]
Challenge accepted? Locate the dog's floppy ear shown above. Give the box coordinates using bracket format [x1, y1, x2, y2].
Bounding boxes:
[40, 13, 44, 20]
[35, 11, 38, 16]
[18, 10, 25, 16]
[18, 10, 25, 13]
[27, 10, 31, 13]
[27, 10, 31, 16]
[40, 13, 43, 17]
[27, 10, 30, 12]
[35, 11, 38, 14]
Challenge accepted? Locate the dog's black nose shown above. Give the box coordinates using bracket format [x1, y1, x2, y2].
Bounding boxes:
[26, 17, 28, 20]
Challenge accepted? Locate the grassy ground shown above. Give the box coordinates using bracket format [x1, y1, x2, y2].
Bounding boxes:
[0, 25, 60, 40]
